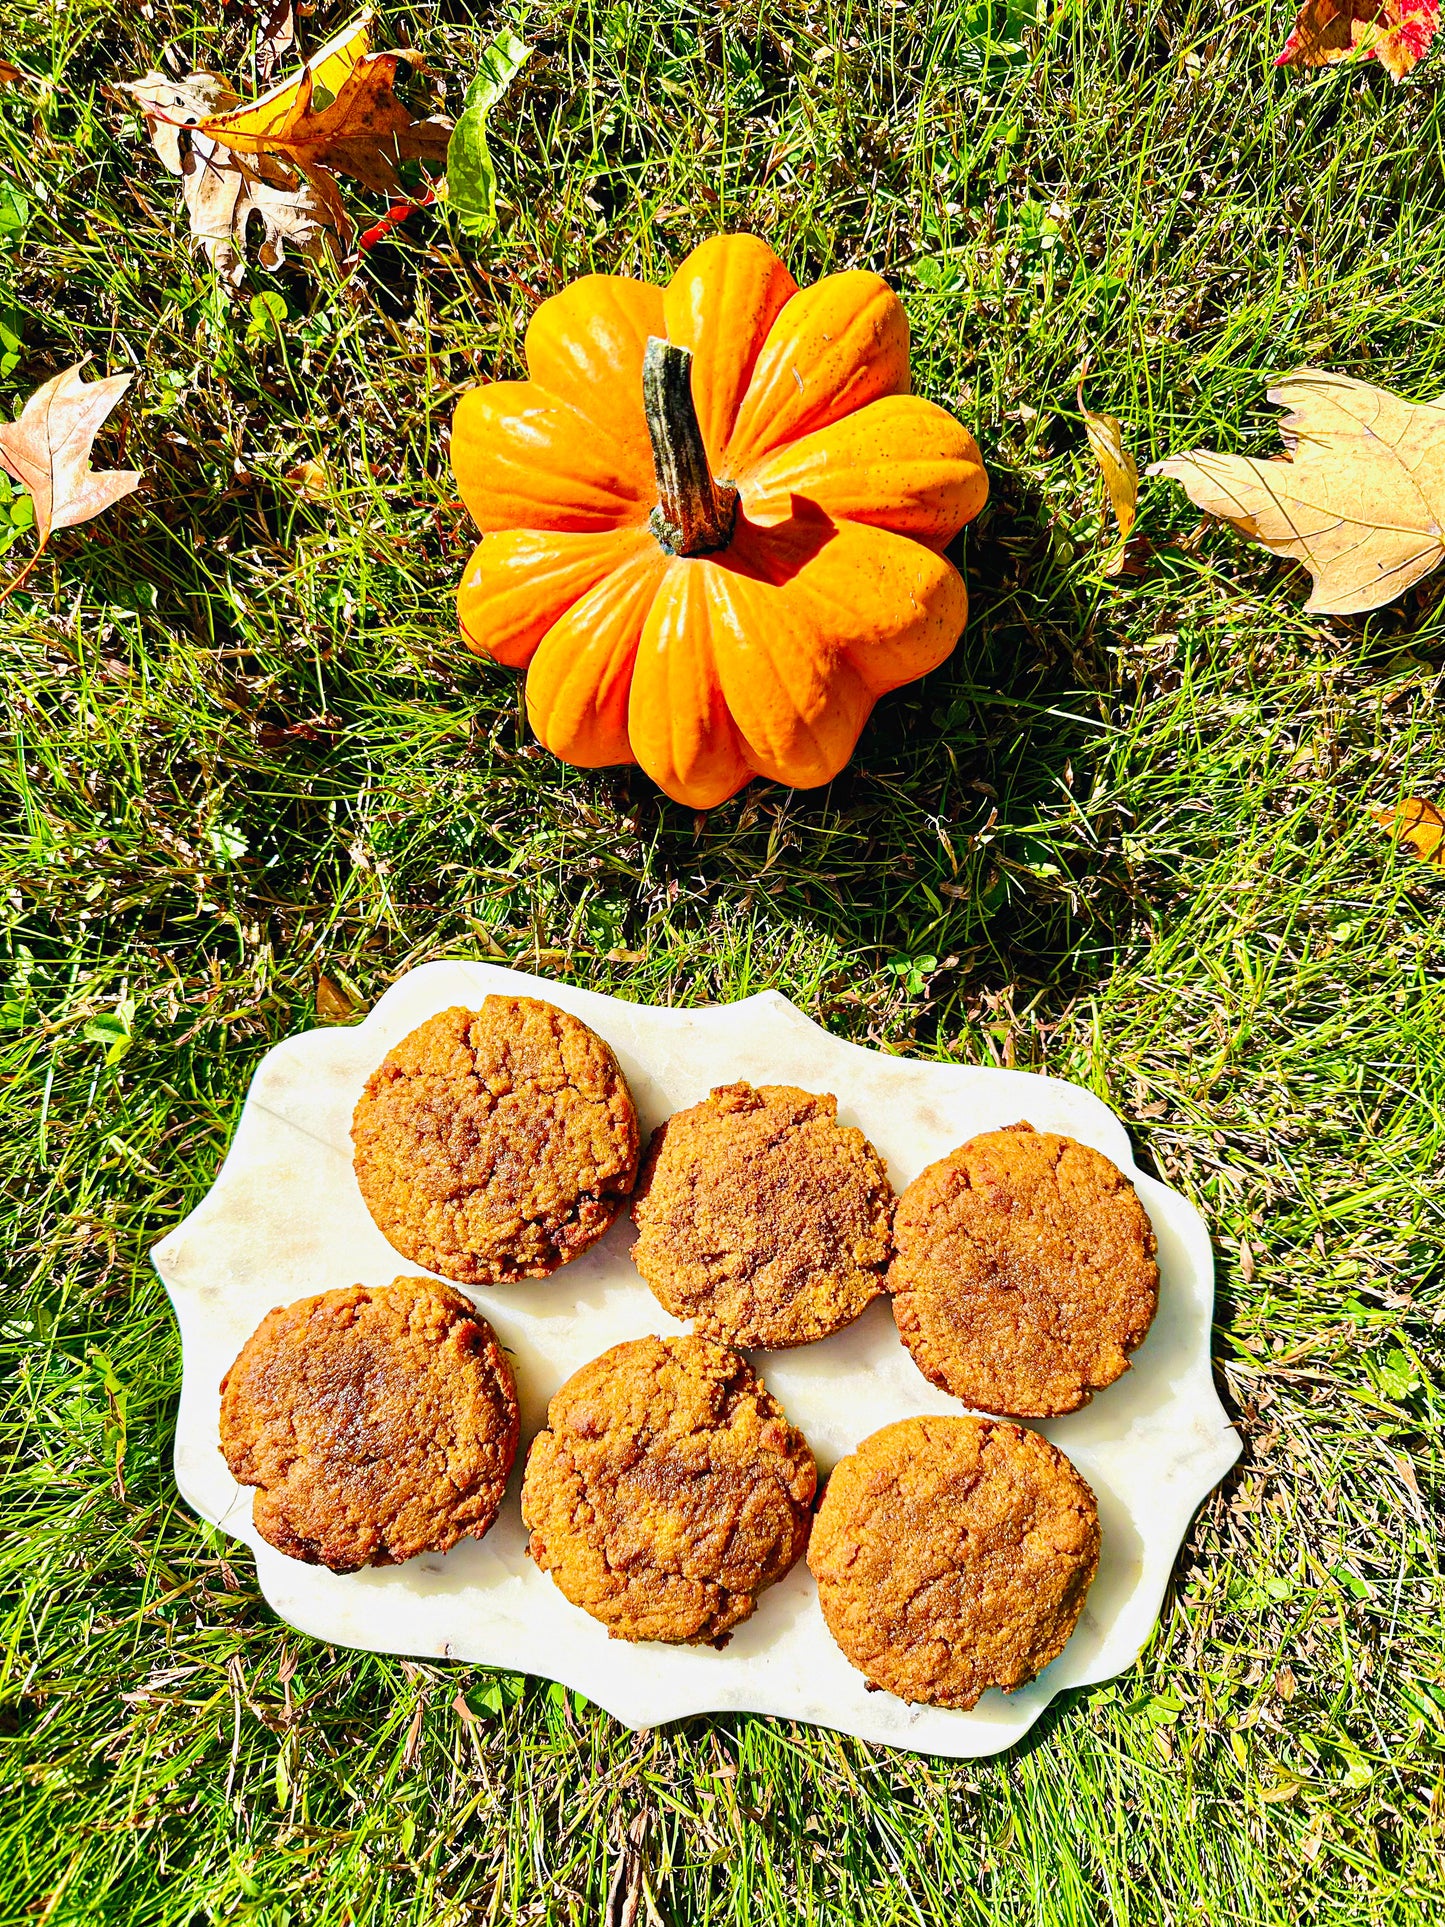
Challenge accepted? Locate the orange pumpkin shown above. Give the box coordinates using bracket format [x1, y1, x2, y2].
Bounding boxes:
[451, 234, 988, 808]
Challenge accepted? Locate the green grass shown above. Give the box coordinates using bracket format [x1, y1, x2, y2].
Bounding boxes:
[2, 0, 1444, 1920]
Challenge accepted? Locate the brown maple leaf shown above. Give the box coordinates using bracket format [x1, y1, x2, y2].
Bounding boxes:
[1276, 0, 1439, 80]
[199, 12, 450, 200]
[125, 70, 347, 284]
[1150, 369, 1445, 616]
[0, 363, 142, 601]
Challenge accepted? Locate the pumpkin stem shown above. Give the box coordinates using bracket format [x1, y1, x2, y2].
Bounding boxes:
[642, 337, 738, 557]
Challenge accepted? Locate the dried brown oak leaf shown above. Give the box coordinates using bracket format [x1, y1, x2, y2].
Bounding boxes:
[0, 363, 141, 600]
[125, 70, 346, 283]
[1151, 369, 1445, 616]
[198, 12, 450, 199]
[315, 973, 359, 1021]
[1276, 0, 1438, 81]
[257, 0, 299, 84]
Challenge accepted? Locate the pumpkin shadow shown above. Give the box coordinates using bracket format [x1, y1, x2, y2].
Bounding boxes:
[614, 464, 1142, 1049]
[722, 499, 837, 583]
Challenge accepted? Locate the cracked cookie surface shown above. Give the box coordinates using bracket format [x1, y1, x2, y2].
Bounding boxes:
[888, 1122, 1159, 1417]
[808, 1415, 1100, 1708]
[630, 1082, 894, 1349]
[352, 997, 639, 1286]
[219, 1277, 519, 1573]
[520, 1334, 816, 1645]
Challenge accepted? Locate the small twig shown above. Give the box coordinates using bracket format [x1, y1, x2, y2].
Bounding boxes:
[0, 537, 48, 608]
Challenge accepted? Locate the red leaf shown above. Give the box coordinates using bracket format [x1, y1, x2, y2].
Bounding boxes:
[1276, 0, 1439, 80]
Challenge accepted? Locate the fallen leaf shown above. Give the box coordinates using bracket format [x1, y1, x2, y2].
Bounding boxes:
[0, 364, 141, 600]
[356, 184, 435, 252]
[445, 31, 529, 236]
[1079, 380, 1139, 543]
[199, 12, 451, 200]
[125, 70, 347, 283]
[285, 456, 330, 499]
[1259, 1774, 1304, 1804]
[0, 59, 22, 87]
[254, 711, 337, 747]
[1276, 0, 1438, 80]
[124, 69, 238, 173]
[1151, 369, 1445, 615]
[257, 0, 298, 84]
[604, 1813, 652, 1927]
[315, 973, 357, 1021]
[1373, 796, 1445, 867]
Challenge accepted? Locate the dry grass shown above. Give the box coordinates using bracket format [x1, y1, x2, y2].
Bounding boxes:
[1, 0, 1443, 1921]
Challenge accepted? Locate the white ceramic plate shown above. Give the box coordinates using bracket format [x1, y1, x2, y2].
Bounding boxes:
[152, 961, 1239, 1759]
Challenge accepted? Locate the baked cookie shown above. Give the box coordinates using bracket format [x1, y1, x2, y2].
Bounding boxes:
[352, 996, 639, 1286]
[630, 1082, 894, 1349]
[219, 1277, 519, 1573]
[808, 1415, 1100, 1708]
[520, 1334, 816, 1645]
[888, 1122, 1159, 1417]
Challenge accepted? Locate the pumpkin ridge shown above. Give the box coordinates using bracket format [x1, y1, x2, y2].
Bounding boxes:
[736, 394, 988, 550]
[722, 271, 911, 472]
[788, 523, 968, 697]
[699, 562, 867, 788]
[661, 234, 799, 467]
[627, 561, 751, 808]
[458, 526, 657, 670]
[522, 273, 664, 480]
[525, 546, 667, 767]
[452, 380, 654, 534]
